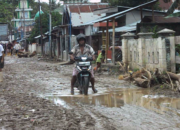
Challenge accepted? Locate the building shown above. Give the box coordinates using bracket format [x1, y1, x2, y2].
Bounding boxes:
[12, 0, 34, 40]
[159, 0, 180, 11]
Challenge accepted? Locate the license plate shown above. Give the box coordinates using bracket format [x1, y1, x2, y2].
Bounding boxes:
[82, 67, 88, 69]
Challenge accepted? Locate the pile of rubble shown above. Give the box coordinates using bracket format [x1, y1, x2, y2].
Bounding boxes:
[119, 64, 180, 92]
[18, 51, 37, 58]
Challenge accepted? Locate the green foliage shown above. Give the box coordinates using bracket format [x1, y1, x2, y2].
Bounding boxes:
[0, 1, 15, 25]
[133, 68, 139, 72]
[160, 85, 164, 88]
[176, 45, 180, 53]
[108, 0, 161, 10]
[149, 25, 159, 38]
[28, 12, 62, 43]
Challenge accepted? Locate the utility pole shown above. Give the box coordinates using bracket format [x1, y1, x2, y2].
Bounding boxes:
[23, 0, 26, 51]
[49, 0, 52, 58]
[39, 0, 43, 56]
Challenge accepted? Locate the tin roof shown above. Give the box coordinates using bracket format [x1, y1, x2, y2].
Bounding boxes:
[99, 21, 140, 33]
[67, 4, 108, 26]
[86, 0, 158, 23]
[159, 0, 173, 10]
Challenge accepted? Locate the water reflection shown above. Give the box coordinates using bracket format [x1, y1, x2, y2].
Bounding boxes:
[45, 88, 180, 116]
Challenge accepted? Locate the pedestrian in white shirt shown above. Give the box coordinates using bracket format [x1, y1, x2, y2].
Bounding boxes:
[14, 41, 21, 55]
[0, 42, 4, 82]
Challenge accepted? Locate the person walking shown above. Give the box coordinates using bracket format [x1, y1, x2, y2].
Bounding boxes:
[14, 41, 21, 55]
[7, 42, 13, 56]
[0, 43, 4, 82]
[94, 50, 105, 72]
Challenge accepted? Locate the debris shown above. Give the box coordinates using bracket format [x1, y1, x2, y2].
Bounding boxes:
[29, 51, 37, 57]
[166, 72, 174, 90]
[118, 67, 180, 92]
[17, 51, 37, 58]
[134, 78, 149, 88]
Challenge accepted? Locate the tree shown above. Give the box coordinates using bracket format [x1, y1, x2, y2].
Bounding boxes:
[109, 0, 161, 10]
[28, 12, 62, 43]
[0, 2, 15, 25]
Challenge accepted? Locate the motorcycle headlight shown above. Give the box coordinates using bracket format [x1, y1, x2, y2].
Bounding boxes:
[88, 65, 91, 71]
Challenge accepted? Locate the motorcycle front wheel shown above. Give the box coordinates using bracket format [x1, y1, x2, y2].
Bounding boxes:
[83, 77, 89, 95]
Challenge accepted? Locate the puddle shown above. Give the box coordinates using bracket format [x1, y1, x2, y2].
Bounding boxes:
[43, 88, 180, 116]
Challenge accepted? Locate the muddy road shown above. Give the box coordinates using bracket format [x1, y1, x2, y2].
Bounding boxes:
[1, 56, 180, 130]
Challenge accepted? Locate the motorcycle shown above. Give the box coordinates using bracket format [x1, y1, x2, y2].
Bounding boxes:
[69, 52, 93, 95]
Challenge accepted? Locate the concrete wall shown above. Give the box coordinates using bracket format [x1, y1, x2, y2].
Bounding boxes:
[122, 33, 176, 72]
[36, 45, 41, 54]
[28, 44, 36, 53]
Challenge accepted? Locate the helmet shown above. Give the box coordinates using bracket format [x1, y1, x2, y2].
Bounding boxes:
[76, 33, 86, 43]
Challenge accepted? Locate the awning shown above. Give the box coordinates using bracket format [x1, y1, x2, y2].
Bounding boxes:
[34, 35, 41, 39]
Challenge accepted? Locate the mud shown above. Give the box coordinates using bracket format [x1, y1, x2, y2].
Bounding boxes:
[1, 56, 180, 130]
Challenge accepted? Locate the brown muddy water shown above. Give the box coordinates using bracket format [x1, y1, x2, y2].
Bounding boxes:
[42, 88, 180, 116]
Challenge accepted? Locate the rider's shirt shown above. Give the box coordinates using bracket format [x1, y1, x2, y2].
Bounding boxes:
[71, 44, 95, 57]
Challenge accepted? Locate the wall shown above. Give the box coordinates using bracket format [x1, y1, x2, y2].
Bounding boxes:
[28, 43, 36, 53]
[122, 34, 176, 72]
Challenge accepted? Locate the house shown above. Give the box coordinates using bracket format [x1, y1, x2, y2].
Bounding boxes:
[79, 4, 166, 53]
[60, 3, 109, 61]
[11, 0, 34, 50]
[159, 0, 180, 11]
[137, 16, 180, 35]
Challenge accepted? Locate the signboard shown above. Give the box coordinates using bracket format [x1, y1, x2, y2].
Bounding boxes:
[0, 24, 8, 36]
[0, 24, 8, 41]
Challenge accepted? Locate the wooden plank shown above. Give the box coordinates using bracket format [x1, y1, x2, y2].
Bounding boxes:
[176, 56, 180, 64]
[175, 36, 180, 45]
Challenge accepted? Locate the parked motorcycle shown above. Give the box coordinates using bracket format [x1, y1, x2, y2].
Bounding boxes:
[69, 52, 93, 95]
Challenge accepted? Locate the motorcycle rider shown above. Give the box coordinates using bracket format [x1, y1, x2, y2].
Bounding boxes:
[70, 33, 98, 95]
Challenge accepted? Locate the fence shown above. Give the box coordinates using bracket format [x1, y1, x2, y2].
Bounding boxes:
[122, 29, 178, 73]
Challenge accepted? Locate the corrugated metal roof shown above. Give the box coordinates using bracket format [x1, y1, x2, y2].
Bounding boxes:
[68, 5, 108, 13]
[99, 21, 140, 33]
[159, 0, 173, 10]
[87, 0, 158, 23]
[142, 16, 180, 23]
[67, 4, 108, 27]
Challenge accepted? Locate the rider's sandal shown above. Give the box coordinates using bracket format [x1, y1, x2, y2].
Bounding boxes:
[94, 89, 98, 93]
